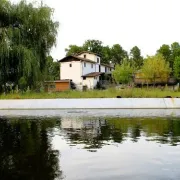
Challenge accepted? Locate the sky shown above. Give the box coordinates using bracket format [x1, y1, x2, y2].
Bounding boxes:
[12, 0, 180, 60]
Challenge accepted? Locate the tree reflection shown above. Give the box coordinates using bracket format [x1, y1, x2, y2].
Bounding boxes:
[0, 115, 180, 178]
[0, 118, 63, 180]
[61, 117, 180, 149]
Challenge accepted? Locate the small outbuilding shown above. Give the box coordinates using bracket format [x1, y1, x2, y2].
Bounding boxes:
[44, 80, 71, 92]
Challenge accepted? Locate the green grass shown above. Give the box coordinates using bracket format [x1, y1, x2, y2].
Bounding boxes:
[0, 88, 180, 99]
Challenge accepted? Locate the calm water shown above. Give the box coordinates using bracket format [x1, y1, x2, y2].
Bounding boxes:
[0, 116, 180, 180]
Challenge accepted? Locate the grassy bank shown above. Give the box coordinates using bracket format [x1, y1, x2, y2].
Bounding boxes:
[0, 88, 180, 99]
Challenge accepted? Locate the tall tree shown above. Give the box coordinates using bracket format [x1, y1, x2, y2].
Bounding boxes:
[0, 0, 59, 90]
[65, 45, 83, 56]
[171, 42, 180, 67]
[44, 56, 60, 81]
[157, 44, 171, 63]
[112, 58, 133, 84]
[82, 39, 103, 55]
[173, 56, 180, 81]
[130, 46, 143, 68]
[141, 54, 171, 85]
[111, 44, 128, 65]
[101, 46, 112, 64]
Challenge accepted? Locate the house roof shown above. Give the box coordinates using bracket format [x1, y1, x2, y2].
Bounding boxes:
[76, 51, 101, 57]
[59, 55, 96, 64]
[82, 72, 104, 77]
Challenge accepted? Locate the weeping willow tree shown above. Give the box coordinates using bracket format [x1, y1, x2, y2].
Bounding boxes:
[0, 0, 59, 91]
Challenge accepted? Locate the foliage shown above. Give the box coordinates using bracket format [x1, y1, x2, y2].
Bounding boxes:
[65, 45, 83, 56]
[65, 40, 127, 64]
[171, 42, 180, 60]
[101, 46, 112, 64]
[0, 0, 59, 91]
[111, 44, 128, 65]
[141, 54, 171, 85]
[157, 42, 180, 69]
[44, 56, 59, 81]
[112, 58, 133, 84]
[157, 44, 171, 63]
[173, 56, 180, 81]
[65, 39, 104, 59]
[130, 46, 143, 68]
[82, 39, 103, 55]
[18, 76, 27, 91]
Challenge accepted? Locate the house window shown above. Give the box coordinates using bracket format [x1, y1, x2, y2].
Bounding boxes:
[69, 64, 72, 67]
[91, 64, 93, 68]
[83, 77, 86, 80]
[84, 62, 86, 67]
[97, 57, 100, 63]
[105, 67, 107, 72]
[84, 54, 86, 58]
[110, 68, 111, 71]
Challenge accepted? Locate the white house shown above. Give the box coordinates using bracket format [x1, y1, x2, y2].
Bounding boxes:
[59, 51, 114, 90]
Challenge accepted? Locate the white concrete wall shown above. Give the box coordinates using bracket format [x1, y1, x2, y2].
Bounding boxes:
[78, 53, 101, 64]
[0, 98, 180, 110]
[60, 61, 82, 84]
[1, 109, 180, 118]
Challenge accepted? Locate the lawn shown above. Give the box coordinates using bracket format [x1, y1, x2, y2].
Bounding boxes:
[0, 88, 180, 99]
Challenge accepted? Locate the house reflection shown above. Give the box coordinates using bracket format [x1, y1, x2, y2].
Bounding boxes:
[60, 117, 180, 148]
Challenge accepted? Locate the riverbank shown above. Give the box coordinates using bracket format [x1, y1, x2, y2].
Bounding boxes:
[0, 88, 180, 99]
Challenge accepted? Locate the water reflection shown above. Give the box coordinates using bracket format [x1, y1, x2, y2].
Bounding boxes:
[0, 116, 180, 179]
[0, 117, 63, 180]
[61, 117, 180, 148]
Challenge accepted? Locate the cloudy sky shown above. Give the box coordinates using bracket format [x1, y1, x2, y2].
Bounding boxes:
[13, 0, 180, 60]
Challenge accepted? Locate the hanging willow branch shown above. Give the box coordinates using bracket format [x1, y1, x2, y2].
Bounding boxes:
[0, 0, 59, 89]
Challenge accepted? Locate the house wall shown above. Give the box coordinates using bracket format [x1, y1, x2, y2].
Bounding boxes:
[60, 61, 82, 84]
[82, 61, 96, 76]
[82, 77, 99, 89]
[101, 65, 105, 73]
[101, 65, 112, 73]
[95, 64, 99, 72]
[78, 53, 101, 64]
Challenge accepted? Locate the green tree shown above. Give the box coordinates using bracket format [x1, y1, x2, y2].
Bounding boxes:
[101, 46, 112, 64]
[157, 44, 171, 63]
[44, 56, 59, 81]
[82, 39, 103, 55]
[130, 46, 143, 68]
[0, 0, 59, 91]
[141, 54, 171, 85]
[112, 58, 133, 84]
[171, 42, 180, 67]
[65, 45, 83, 56]
[173, 56, 180, 81]
[18, 76, 27, 91]
[111, 44, 128, 65]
